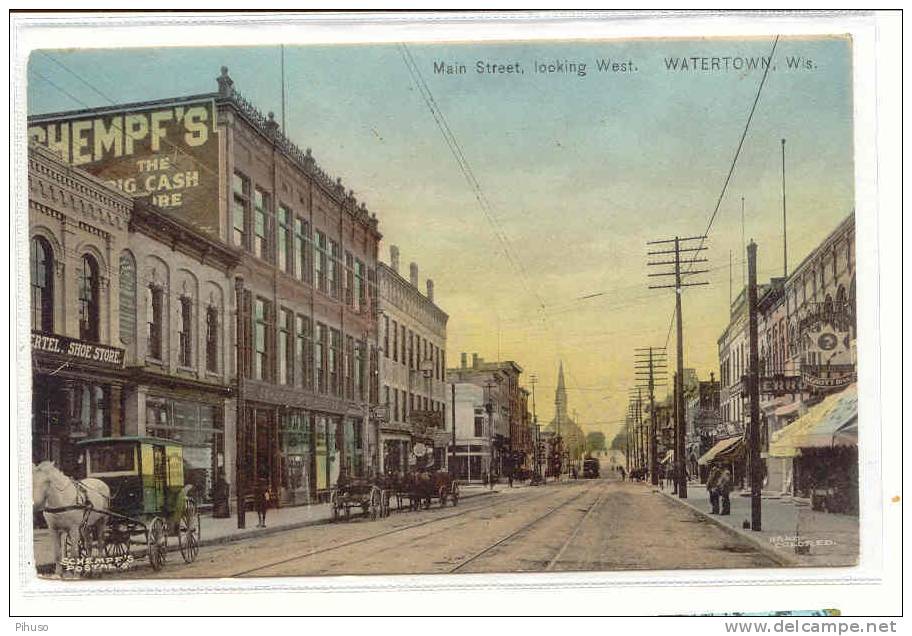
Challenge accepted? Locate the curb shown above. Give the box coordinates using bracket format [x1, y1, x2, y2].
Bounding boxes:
[656, 488, 799, 567]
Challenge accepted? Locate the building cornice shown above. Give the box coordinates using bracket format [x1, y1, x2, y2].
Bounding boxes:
[130, 199, 242, 273]
[378, 262, 449, 324]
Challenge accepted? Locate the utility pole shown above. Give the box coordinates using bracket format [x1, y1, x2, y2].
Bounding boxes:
[530, 374, 540, 481]
[635, 346, 667, 485]
[747, 240, 762, 531]
[781, 139, 788, 278]
[647, 235, 710, 499]
[450, 382, 457, 477]
[234, 277, 247, 529]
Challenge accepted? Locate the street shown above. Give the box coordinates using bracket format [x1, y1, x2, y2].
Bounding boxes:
[111, 478, 776, 579]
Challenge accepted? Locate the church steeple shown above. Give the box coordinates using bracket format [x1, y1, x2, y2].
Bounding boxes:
[554, 361, 568, 424]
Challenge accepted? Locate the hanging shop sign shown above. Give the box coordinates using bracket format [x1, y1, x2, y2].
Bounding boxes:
[32, 332, 125, 369]
[28, 97, 220, 235]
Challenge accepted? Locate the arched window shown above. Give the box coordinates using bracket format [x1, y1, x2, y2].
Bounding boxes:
[78, 254, 101, 343]
[30, 236, 54, 333]
[119, 252, 137, 345]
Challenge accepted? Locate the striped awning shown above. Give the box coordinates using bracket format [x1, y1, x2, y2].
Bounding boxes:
[767, 384, 857, 458]
[697, 436, 743, 466]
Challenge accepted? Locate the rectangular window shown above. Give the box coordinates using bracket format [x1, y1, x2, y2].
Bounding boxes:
[392, 319, 398, 362]
[345, 252, 354, 307]
[393, 388, 400, 421]
[329, 328, 342, 396]
[278, 308, 293, 385]
[178, 296, 193, 367]
[314, 231, 327, 293]
[354, 260, 365, 313]
[232, 172, 249, 249]
[254, 188, 270, 261]
[277, 205, 291, 273]
[474, 410, 485, 437]
[295, 314, 313, 390]
[147, 285, 164, 361]
[254, 298, 271, 381]
[400, 325, 406, 365]
[355, 340, 365, 401]
[315, 322, 327, 393]
[369, 345, 378, 404]
[367, 268, 377, 318]
[344, 335, 355, 399]
[408, 330, 414, 370]
[205, 306, 219, 373]
[329, 239, 341, 299]
[383, 315, 390, 358]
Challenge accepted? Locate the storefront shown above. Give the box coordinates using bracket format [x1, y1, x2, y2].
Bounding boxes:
[31, 332, 126, 479]
[144, 395, 226, 505]
[768, 384, 858, 514]
[381, 435, 410, 475]
[278, 409, 312, 505]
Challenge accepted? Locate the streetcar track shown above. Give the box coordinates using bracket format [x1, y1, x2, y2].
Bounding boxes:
[231, 484, 576, 577]
[545, 485, 606, 571]
[447, 482, 598, 573]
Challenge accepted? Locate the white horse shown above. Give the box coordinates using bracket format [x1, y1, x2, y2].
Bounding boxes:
[32, 461, 110, 576]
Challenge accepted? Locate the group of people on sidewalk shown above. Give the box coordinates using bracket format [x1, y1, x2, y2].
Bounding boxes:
[706, 464, 733, 515]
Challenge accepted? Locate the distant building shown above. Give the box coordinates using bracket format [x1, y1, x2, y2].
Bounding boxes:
[447, 353, 523, 478]
[543, 362, 584, 462]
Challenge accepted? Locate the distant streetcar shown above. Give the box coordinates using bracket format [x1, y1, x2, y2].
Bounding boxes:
[582, 458, 600, 479]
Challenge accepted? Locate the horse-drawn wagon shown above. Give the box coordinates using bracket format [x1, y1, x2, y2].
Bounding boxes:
[329, 475, 387, 521]
[33, 436, 201, 575]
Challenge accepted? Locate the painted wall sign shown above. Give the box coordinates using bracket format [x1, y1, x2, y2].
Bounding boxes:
[28, 98, 220, 236]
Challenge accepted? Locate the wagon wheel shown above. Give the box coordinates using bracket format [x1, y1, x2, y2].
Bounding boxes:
[147, 516, 168, 571]
[177, 498, 201, 564]
[451, 481, 460, 506]
[438, 485, 448, 508]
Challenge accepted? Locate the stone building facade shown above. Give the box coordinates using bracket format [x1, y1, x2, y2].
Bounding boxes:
[377, 247, 449, 473]
[29, 67, 383, 508]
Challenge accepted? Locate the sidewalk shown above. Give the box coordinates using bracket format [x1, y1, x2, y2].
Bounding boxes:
[32, 481, 506, 572]
[656, 482, 859, 567]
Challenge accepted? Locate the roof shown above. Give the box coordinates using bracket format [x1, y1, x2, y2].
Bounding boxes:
[767, 384, 857, 458]
[77, 436, 185, 447]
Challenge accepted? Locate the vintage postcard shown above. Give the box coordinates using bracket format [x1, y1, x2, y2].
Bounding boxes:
[13, 12, 891, 605]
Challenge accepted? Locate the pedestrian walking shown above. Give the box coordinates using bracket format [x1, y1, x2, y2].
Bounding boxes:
[717, 466, 733, 515]
[706, 465, 721, 514]
[254, 475, 271, 528]
[619, 466, 626, 482]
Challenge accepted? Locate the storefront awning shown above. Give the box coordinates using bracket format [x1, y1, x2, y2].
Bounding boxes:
[767, 384, 857, 458]
[698, 436, 743, 466]
[773, 400, 802, 418]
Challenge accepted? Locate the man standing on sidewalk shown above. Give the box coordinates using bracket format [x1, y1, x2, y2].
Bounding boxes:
[707, 465, 721, 514]
[717, 466, 733, 516]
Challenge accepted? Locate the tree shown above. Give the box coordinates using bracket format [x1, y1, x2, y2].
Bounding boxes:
[586, 431, 606, 454]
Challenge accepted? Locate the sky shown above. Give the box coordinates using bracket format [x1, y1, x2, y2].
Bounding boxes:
[27, 36, 855, 442]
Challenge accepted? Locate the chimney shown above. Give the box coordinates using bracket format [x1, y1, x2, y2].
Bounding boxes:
[264, 112, 279, 137]
[409, 262, 419, 287]
[426, 279, 434, 303]
[460, 352, 467, 368]
[472, 353, 479, 368]
[390, 245, 399, 274]
[217, 66, 234, 97]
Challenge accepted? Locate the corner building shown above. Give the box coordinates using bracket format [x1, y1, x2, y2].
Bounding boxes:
[29, 67, 382, 506]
